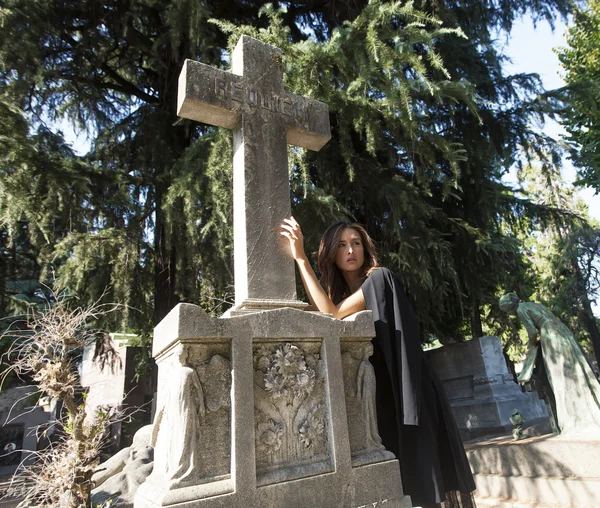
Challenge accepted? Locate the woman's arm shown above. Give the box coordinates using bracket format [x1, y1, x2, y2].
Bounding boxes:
[280, 217, 366, 319]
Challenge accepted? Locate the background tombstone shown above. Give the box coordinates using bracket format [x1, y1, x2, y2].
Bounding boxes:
[426, 335, 548, 440]
[134, 35, 411, 508]
[0, 386, 51, 477]
[80, 334, 155, 452]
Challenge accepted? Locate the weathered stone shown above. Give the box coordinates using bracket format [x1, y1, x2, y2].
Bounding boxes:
[134, 304, 411, 508]
[134, 34, 410, 508]
[253, 341, 330, 485]
[426, 336, 548, 440]
[150, 344, 231, 488]
[341, 340, 394, 467]
[92, 447, 131, 488]
[80, 340, 154, 449]
[92, 425, 154, 508]
[177, 35, 331, 311]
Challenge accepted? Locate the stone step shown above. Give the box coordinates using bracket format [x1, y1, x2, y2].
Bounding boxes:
[466, 434, 600, 508]
[473, 494, 575, 508]
[472, 473, 599, 508]
[466, 434, 600, 478]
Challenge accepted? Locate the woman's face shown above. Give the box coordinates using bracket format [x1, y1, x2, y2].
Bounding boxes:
[335, 228, 365, 274]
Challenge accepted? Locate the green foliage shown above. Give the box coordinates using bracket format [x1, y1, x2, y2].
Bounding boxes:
[556, 0, 600, 191]
[0, 0, 584, 349]
[498, 162, 600, 362]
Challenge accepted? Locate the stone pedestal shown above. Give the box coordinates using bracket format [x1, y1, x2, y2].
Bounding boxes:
[425, 336, 548, 440]
[134, 304, 411, 508]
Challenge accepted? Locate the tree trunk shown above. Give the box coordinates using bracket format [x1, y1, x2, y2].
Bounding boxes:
[153, 186, 178, 325]
[571, 259, 600, 368]
[471, 298, 483, 340]
[0, 231, 6, 317]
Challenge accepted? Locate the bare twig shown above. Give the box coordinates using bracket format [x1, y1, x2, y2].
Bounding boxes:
[1, 289, 121, 508]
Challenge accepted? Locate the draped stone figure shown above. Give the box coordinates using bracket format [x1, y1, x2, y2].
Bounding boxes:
[151, 344, 206, 486]
[356, 343, 385, 451]
[500, 293, 600, 436]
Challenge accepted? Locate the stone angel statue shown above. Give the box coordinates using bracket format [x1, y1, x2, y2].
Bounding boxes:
[499, 293, 600, 436]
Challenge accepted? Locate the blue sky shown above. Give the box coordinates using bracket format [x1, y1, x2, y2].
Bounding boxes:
[502, 15, 600, 222]
[503, 15, 599, 316]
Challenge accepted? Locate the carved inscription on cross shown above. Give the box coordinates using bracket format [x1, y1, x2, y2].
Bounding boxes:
[177, 35, 331, 310]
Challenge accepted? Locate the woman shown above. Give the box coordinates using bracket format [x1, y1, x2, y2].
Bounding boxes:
[280, 217, 476, 508]
[499, 293, 600, 436]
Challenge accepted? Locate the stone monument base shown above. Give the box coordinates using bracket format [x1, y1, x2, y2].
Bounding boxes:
[135, 459, 409, 508]
[134, 304, 412, 508]
[224, 298, 309, 316]
[466, 433, 600, 507]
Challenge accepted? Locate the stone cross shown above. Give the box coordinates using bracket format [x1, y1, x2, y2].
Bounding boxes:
[177, 35, 331, 310]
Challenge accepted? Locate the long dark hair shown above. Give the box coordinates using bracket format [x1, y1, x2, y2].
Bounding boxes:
[317, 221, 378, 304]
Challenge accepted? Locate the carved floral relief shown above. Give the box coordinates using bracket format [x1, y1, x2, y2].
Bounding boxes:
[253, 342, 329, 475]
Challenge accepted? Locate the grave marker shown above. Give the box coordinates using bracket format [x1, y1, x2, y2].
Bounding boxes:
[177, 35, 331, 310]
[135, 36, 410, 508]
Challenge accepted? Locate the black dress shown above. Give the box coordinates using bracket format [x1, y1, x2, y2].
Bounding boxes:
[361, 267, 476, 507]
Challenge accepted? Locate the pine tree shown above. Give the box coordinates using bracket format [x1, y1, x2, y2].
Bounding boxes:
[0, 0, 578, 346]
[556, 0, 600, 192]
[404, 0, 573, 339]
[515, 162, 600, 365]
[0, 97, 91, 317]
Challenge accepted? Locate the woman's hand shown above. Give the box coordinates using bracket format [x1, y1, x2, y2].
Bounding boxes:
[280, 216, 307, 261]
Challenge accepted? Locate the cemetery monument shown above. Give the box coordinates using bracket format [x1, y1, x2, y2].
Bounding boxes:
[133, 35, 411, 508]
[463, 295, 600, 507]
[499, 292, 600, 436]
[425, 335, 548, 440]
